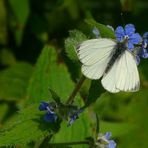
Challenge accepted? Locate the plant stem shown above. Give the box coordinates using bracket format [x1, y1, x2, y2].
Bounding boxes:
[48, 140, 89, 146]
[66, 75, 86, 105]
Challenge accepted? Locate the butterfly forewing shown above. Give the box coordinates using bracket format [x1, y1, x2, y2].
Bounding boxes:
[76, 39, 116, 66]
[76, 38, 116, 79]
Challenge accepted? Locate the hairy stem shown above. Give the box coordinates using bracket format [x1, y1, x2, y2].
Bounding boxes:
[66, 75, 86, 104]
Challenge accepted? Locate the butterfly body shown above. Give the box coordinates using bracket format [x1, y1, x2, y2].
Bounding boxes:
[104, 42, 127, 74]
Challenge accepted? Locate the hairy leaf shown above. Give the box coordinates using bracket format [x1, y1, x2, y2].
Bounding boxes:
[0, 104, 60, 146]
[65, 29, 87, 61]
[27, 46, 74, 103]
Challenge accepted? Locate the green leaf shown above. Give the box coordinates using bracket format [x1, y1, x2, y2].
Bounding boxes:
[0, 46, 93, 146]
[0, 104, 60, 146]
[65, 29, 87, 61]
[0, 49, 16, 66]
[0, 0, 7, 44]
[63, 0, 79, 19]
[9, 0, 30, 24]
[49, 89, 61, 104]
[85, 80, 105, 107]
[85, 19, 115, 38]
[51, 103, 92, 148]
[9, 0, 30, 45]
[27, 46, 74, 103]
[0, 62, 33, 101]
[0, 103, 9, 123]
[100, 121, 136, 137]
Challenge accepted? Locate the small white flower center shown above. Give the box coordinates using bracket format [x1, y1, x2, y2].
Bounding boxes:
[144, 43, 147, 48]
[124, 35, 129, 39]
[46, 106, 54, 114]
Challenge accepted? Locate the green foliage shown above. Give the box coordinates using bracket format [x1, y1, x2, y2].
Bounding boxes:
[85, 19, 115, 38]
[9, 0, 29, 24]
[85, 80, 105, 107]
[51, 105, 92, 148]
[65, 30, 87, 61]
[0, 0, 7, 44]
[0, 62, 33, 101]
[27, 46, 74, 104]
[0, 0, 148, 147]
[0, 49, 16, 66]
[0, 45, 76, 146]
[0, 45, 94, 146]
[93, 89, 148, 148]
[0, 103, 9, 123]
[63, 0, 79, 19]
[0, 104, 59, 146]
[9, 0, 30, 45]
[49, 89, 61, 104]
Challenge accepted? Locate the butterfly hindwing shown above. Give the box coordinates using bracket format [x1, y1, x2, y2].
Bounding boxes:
[101, 58, 120, 93]
[102, 50, 139, 93]
[115, 50, 140, 91]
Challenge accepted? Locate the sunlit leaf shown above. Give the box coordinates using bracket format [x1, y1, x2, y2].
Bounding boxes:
[0, 62, 33, 101]
[27, 46, 74, 103]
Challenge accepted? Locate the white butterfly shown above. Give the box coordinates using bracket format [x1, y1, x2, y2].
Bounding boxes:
[76, 38, 140, 93]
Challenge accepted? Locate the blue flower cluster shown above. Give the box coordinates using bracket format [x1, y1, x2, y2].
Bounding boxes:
[68, 107, 84, 126]
[93, 24, 148, 65]
[93, 26, 100, 38]
[39, 101, 58, 123]
[96, 132, 116, 148]
[115, 24, 148, 64]
[115, 24, 142, 50]
[39, 101, 84, 126]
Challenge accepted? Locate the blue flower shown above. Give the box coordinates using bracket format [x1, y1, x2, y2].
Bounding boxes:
[135, 55, 141, 65]
[39, 101, 58, 123]
[68, 108, 84, 126]
[104, 132, 116, 148]
[92, 26, 100, 38]
[39, 102, 49, 111]
[96, 132, 116, 148]
[135, 32, 148, 65]
[115, 24, 142, 51]
[140, 32, 148, 58]
[44, 112, 58, 123]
